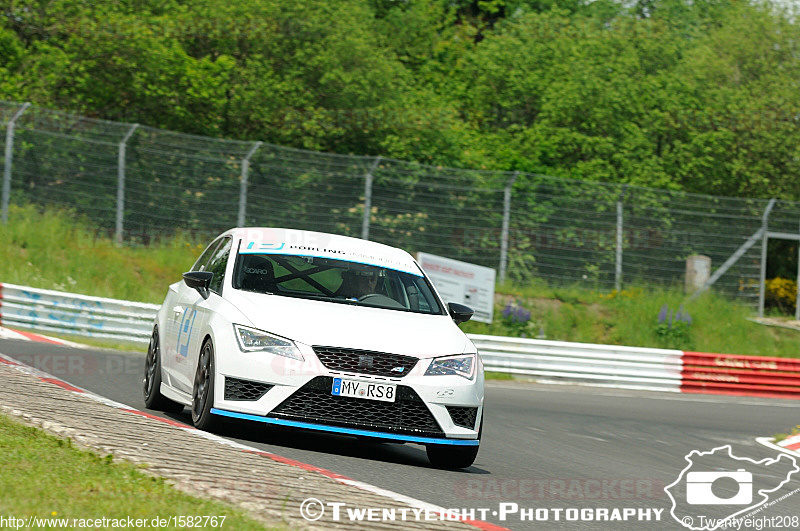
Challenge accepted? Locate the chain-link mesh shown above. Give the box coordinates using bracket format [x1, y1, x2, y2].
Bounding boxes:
[371, 160, 507, 268]
[10, 105, 128, 228]
[247, 144, 374, 237]
[2, 101, 800, 309]
[0, 101, 25, 127]
[124, 126, 254, 239]
[623, 188, 766, 302]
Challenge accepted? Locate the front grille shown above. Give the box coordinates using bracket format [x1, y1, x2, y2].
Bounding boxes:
[446, 406, 478, 430]
[224, 377, 273, 401]
[312, 346, 418, 378]
[269, 376, 443, 436]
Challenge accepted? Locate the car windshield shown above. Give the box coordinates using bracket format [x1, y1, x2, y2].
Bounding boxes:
[232, 253, 444, 315]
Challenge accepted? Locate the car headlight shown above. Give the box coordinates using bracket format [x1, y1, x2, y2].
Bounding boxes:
[425, 353, 476, 379]
[233, 325, 304, 361]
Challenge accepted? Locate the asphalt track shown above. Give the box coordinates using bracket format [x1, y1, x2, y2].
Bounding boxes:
[2, 337, 800, 530]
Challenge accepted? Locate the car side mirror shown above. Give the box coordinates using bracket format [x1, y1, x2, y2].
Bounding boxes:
[183, 271, 213, 299]
[448, 302, 473, 324]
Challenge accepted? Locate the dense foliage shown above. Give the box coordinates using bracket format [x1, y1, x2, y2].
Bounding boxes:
[3, 0, 800, 200]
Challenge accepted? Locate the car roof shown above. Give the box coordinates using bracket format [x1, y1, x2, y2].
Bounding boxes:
[225, 227, 423, 276]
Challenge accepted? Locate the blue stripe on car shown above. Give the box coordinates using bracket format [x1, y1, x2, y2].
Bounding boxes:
[209, 408, 479, 446]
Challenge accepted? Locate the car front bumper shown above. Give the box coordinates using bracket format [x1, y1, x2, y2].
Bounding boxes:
[211, 332, 483, 444]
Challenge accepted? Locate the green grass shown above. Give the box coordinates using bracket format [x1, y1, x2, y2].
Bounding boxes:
[0, 203, 202, 303]
[462, 282, 800, 358]
[3, 202, 799, 357]
[484, 371, 515, 381]
[0, 414, 279, 529]
[773, 424, 800, 443]
[8, 325, 147, 353]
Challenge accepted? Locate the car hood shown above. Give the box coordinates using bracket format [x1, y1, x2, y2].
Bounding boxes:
[227, 291, 471, 359]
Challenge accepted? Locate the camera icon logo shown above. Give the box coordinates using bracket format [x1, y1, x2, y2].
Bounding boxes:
[666, 445, 799, 530]
[686, 469, 752, 505]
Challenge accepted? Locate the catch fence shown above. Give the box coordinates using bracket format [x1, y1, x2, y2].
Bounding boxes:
[2, 100, 800, 312]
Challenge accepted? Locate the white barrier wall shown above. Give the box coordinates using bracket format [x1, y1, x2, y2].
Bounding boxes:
[469, 334, 683, 392]
[0, 283, 684, 392]
[0, 283, 159, 344]
[3, 282, 798, 400]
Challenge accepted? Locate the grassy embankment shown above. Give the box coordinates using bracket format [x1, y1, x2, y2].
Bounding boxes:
[462, 283, 800, 357]
[0, 206, 285, 528]
[0, 414, 278, 529]
[2, 203, 799, 357]
[0, 204, 199, 303]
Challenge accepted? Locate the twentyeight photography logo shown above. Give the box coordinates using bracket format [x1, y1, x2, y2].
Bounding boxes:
[665, 445, 799, 530]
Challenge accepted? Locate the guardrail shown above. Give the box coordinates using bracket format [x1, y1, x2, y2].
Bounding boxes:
[1, 283, 798, 399]
[468, 334, 684, 393]
[470, 334, 800, 400]
[681, 351, 800, 400]
[0, 283, 158, 344]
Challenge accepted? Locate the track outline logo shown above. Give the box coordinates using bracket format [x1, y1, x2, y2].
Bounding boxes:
[665, 445, 798, 530]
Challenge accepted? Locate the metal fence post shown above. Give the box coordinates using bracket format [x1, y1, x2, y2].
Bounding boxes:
[115, 123, 139, 244]
[615, 185, 628, 292]
[238, 141, 263, 227]
[796, 219, 800, 321]
[499, 172, 519, 285]
[758, 198, 777, 317]
[2, 102, 31, 224]
[361, 156, 381, 240]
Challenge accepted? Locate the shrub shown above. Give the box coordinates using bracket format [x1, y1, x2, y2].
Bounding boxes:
[655, 304, 693, 350]
[501, 300, 533, 336]
[765, 277, 797, 314]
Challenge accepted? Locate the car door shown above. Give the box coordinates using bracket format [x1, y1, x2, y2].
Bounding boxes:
[162, 237, 223, 388]
[170, 237, 232, 393]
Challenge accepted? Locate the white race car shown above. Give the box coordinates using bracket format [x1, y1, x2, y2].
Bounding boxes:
[143, 228, 484, 468]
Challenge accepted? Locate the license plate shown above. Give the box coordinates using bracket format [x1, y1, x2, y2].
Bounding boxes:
[331, 378, 396, 403]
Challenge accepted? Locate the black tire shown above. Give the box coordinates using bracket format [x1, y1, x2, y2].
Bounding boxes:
[191, 338, 220, 431]
[143, 326, 185, 413]
[426, 416, 482, 469]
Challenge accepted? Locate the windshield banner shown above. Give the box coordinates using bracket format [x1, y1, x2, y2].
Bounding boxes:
[237, 228, 422, 276]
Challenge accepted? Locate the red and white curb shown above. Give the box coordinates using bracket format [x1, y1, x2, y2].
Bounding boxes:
[779, 434, 800, 454]
[0, 326, 84, 348]
[0, 352, 506, 531]
[756, 433, 800, 460]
